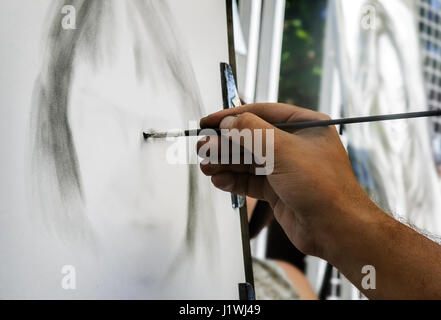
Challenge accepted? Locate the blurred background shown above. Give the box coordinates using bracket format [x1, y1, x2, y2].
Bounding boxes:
[234, 0, 441, 300]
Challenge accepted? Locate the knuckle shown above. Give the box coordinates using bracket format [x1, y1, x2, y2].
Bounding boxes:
[256, 103, 267, 115]
[235, 112, 254, 130]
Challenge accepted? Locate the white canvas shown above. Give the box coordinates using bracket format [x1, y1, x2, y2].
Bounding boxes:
[0, 0, 245, 299]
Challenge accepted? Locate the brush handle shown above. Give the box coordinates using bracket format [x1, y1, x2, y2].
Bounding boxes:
[275, 110, 441, 131]
[186, 110, 441, 136]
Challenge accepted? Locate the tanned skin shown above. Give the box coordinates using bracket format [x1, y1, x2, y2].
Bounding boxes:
[198, 103, 441, 300]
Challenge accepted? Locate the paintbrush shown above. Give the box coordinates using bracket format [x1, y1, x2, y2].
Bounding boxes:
[143, 109, 441, 139]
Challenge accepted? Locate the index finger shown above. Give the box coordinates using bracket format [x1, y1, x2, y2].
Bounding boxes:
[200, 103, 328, 128]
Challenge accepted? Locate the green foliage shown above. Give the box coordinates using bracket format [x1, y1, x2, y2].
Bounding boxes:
[279, 0, 328, 110]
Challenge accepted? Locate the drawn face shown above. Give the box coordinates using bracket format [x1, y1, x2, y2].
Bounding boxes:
[0, 0, 245, 299]
[67, 32, 192, 284]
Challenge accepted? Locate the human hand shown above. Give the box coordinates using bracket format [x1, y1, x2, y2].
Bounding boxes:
[198, 103, 378, 259]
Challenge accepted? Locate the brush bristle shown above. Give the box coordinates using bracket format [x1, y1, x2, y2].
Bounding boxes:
[142, 130, 183, 139]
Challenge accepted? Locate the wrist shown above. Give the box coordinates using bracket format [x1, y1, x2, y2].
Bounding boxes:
[317, 190, 389, 264]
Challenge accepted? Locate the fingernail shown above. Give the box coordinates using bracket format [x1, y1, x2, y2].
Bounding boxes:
[220, 116, 237, 130]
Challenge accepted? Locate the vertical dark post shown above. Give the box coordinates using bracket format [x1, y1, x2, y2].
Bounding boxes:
[225, 0, 255, 300]
[226, 0, 238, 81]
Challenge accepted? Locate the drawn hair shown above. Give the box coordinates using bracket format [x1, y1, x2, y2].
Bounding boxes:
[30, 0, 218, 257]
[332, 0, 441, 233]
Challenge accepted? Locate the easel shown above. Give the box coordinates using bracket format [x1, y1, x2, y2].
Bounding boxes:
[225, 0, 255, 301]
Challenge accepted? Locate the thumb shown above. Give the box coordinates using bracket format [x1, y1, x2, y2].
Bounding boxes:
[220, 112, 274, 132]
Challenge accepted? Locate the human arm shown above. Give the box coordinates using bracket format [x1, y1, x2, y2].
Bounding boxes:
[198, 103, 441, 299]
